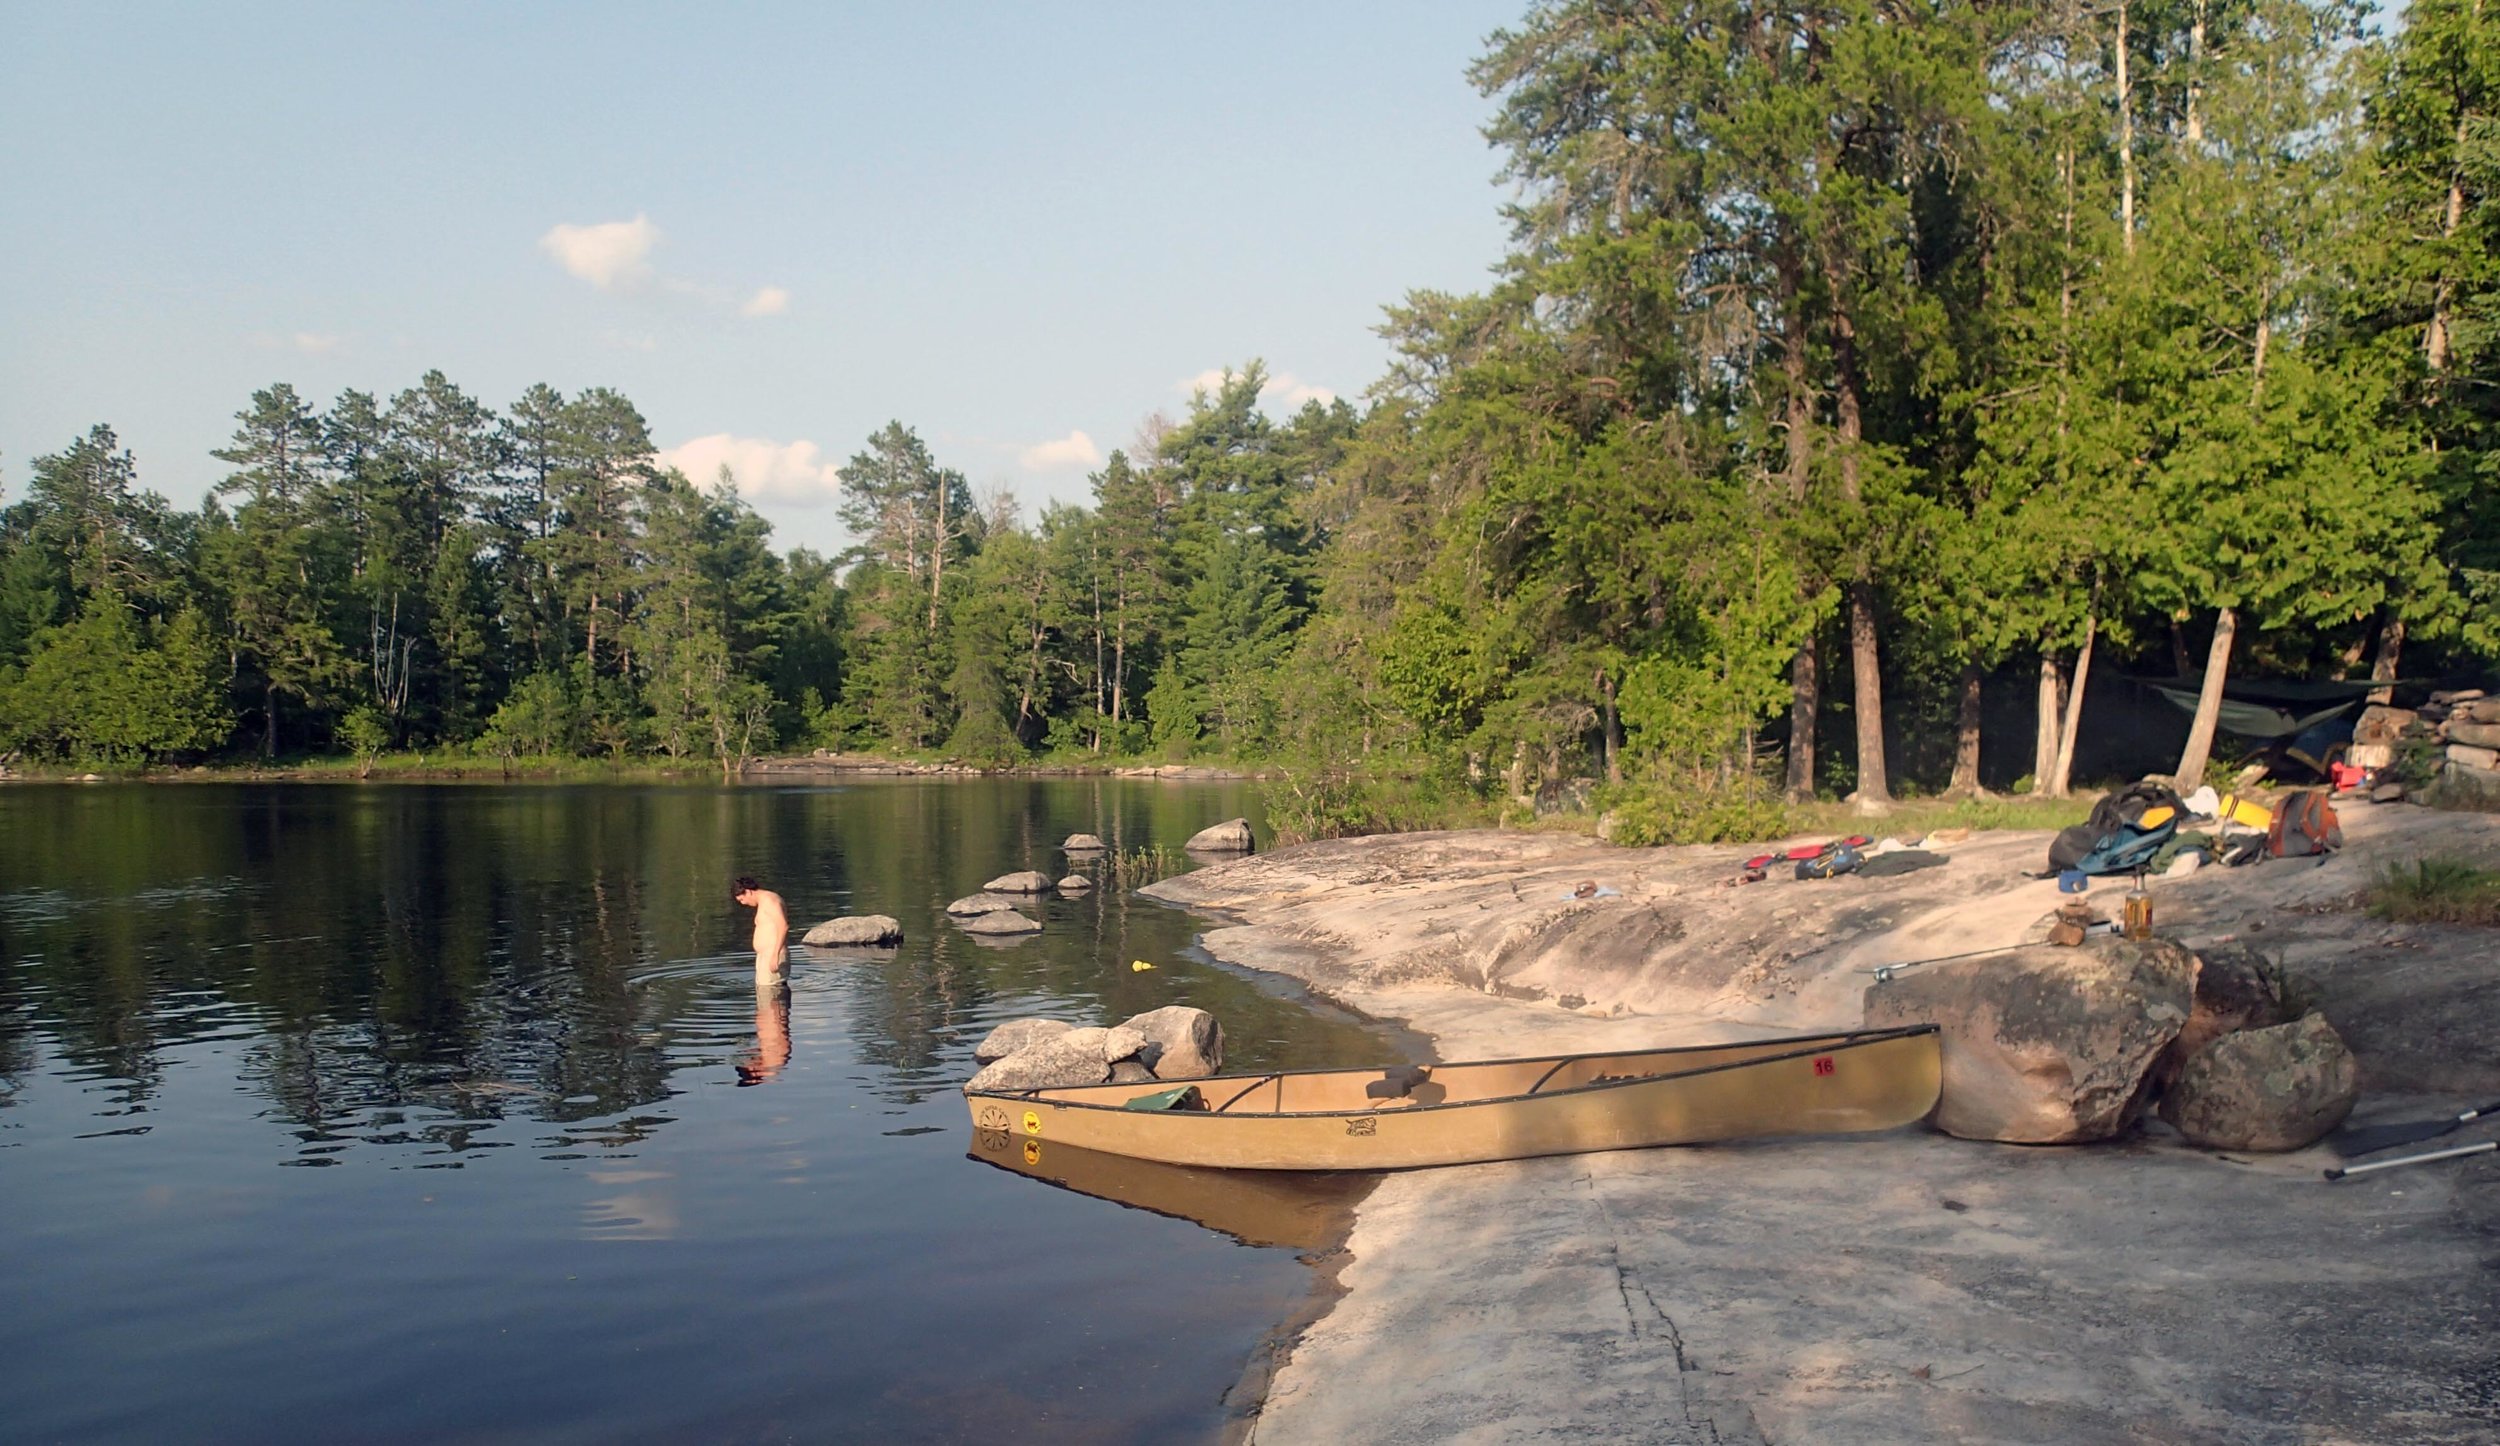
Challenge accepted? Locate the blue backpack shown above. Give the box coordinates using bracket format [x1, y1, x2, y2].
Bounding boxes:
[2069, 816, 2177, 876]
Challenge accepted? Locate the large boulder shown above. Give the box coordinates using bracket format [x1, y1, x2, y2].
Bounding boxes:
[984, 870, 1056, 893]
[959, 910, 1042, 936]
[1118, 1005, 1225, 1080]
[801, 914, 902, 947]
[1185, 818, 1256, 852]
[962, 1024, 1148, 1093]
[1063, 833, 1108, 852]
[2354, 704, 2417, 744]
[973, 1017, 1074, 1063]
[2159, 1014, 2359, 1151]
[945, 892, 1023, 916]
[1862, 937, 2194, 1144]
[2175, 941, 2290, 1062]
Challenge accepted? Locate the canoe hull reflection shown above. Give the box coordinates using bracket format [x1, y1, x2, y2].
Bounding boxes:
[967, 1134, 1373, 1250]
[963, 1026, 1941, 1171]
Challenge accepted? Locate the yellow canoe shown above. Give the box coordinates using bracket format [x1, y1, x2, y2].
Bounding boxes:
[963, 1025, 1941, 1171]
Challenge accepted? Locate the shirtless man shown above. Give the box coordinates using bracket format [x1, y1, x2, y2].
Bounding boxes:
[732, 876, 789, 979]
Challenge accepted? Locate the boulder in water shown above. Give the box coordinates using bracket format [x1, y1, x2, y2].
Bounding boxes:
[946, 892, 1023, 916]
[1057, 874, 1095, 893]
[973, 1017, 1074, 1063]
[1118, 1005, 1224, 1080]
[801, 915, 902, 947]
[1063, 833, 1107, 852]
[983, 870, 1055, 894]
[1184, 818, 1255, 853]
[959, 910, 1042, 936]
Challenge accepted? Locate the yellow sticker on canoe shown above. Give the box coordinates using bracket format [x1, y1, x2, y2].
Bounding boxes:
[1023, 1139, 1042, 1166]
[1022, 1110, 1042, 1137]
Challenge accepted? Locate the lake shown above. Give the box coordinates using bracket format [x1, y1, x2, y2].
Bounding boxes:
[0, 779, 1393, 1444]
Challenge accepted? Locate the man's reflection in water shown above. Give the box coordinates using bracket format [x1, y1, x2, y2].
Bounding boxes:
[738, 978, 792, 1086]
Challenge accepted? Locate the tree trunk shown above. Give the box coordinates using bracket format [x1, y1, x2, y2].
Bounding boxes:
[928, 485, 948, 634]
[2170, 619, 2193, 677]
[1780, 239, 1819, 804]
[2429, 74, 2472, 371]
[1825, 262, 1887, 805]
[2368, 614, 2405, 706]
[1786, 638, 1819, 801]
[1847, 582, 1888, 803]
[1947, 664, 1984, 797]
[2116, 0, 2136, 254]
[2174, 606, 2238, 790]
[2035, 656, 2064, 789]
[2051, 611, 2097, 797]
[1599, 667, 1622, 784]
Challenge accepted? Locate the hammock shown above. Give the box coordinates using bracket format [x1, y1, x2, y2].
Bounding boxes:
[2133, 675, 2385, 741]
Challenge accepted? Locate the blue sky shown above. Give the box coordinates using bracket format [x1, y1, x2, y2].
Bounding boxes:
[0, 2, 1522, 554]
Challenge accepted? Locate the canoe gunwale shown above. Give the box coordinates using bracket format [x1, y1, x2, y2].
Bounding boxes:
[968, 1024, 1939, 1121]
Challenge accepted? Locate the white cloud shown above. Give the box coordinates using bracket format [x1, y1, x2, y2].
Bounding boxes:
[1176, 366, 1337, 410]
[740, 286, 791, 317]
[250, 331, 343, 355]
[657, 434, 842, 506]
[1017, 430, 1102, 471]
[1265, 371, 1338, 408]
[540, 215, 659, 291]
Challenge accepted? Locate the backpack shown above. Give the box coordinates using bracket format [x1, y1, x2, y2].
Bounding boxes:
[2047, 780, 2188, 874]
[1795, 841, 1866, 880]
[2268, 790, 2342, 858]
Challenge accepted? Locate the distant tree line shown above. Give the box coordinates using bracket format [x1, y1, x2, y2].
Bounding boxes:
[4, 0, 2497, 829]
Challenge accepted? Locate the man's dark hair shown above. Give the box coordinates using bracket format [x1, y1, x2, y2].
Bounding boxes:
[732, 875, 761, 901]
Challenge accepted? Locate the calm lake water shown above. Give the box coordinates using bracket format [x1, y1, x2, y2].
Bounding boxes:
[0, 779, 1394, 1444]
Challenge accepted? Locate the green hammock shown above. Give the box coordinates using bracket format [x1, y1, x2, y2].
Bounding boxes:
[2136, 676, 2381, 740]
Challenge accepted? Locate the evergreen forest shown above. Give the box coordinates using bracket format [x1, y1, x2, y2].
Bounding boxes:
[4, 0, 2497, 840]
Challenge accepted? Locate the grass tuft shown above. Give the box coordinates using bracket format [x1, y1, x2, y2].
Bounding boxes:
[2365, 856, 2500, 927]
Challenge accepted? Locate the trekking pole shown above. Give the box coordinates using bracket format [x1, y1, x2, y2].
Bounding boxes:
[1862, 929, 2240, 985]
[2322, 1140, 2496, 1182]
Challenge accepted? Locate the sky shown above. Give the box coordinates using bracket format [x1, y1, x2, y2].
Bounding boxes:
[0, 2, 1523, 555]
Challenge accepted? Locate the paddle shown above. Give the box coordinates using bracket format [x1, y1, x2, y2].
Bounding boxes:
[2322, 1139, 2497, 1182]
[2329, 1099, 2500, 1159]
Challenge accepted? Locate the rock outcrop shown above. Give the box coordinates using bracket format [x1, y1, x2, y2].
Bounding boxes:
[801, 914, 903, 947]
[1063, 833, 1107, 852]
[2159, 1014, 2359, 1151]
[1184, 818, 1255, 852]
[945, 892, 1023, 916]
[1862, 937, 2194, 1143]
[959, 910, 1042, 936]
[1119, 1004, 1224, 1079]
[983, 870, 1056, 893]
[973, 1017, 1073, 1062]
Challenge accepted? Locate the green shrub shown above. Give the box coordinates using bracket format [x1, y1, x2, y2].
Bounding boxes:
[1599, 775, 1792, 846]
[1262, 761, 1493, 844]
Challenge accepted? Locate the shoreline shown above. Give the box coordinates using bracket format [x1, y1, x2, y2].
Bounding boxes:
[1153, 808, 2500, 1443]
[0, 753, 1274, 785]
